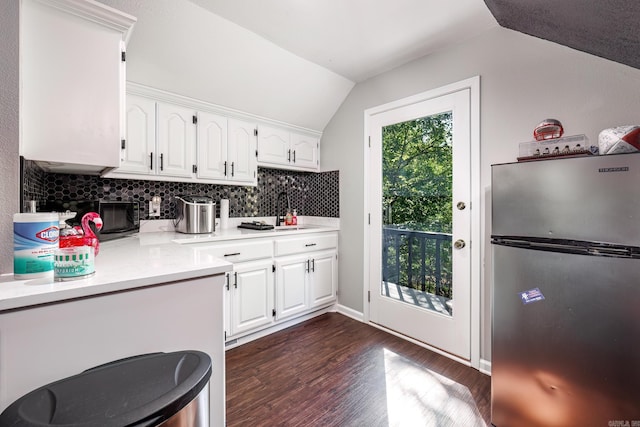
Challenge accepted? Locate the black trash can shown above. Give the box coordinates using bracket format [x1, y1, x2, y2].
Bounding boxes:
[0, 350, 211, 427]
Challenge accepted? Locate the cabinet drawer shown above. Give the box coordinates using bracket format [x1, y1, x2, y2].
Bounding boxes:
[196, 239, 273, 263]
[275, 233, 337, 257]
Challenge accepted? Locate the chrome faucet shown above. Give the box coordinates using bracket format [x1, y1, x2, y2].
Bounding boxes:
[275, 191, 290, 226]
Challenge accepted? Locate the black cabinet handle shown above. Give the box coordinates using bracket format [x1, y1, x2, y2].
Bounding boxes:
[306, 259, 310, 273]
[160, 153, 164, 171]
[150, 152, 153, 170]
[305, 243, 317, 247]
[224, 161, 227, 176]
[311, 258, 315, 272]
[234, 272, 238, 288]
[287, 149, 291, 162]
[224, 252, 240, 257]
[225, 273, 230, 291]
[231, 162, 235, 177]
[293, 150, 296, 163]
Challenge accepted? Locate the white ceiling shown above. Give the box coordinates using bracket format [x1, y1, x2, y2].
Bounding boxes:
[188, 0, 498, 83]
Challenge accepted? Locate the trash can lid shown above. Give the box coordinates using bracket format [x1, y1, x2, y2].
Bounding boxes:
[0, 350, 212, 427]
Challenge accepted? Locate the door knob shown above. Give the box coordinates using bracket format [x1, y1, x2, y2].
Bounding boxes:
[456, 201, 466, 210]
[454, 239, 466, 249]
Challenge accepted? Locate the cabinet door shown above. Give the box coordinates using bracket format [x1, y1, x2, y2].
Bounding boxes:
[228, 119, 257, 183]
[309, 250, 337, 308]
[275, 255, 309, 321]
[257, 125, 290, 166]
[197, 111, 228, 180]
[290, 133, 319, 171]
[120, 95, 156, 174]
[157, 103, 196, 178]
[229, 260, 274, 337]
[20, 0, 133, 171]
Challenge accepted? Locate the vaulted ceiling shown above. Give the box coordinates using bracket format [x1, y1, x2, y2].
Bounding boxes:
[189, 0, 498, 83]
[96, 0, 638, 132]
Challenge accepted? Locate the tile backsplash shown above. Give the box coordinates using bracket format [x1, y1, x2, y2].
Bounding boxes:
[21, 159, 339, 219]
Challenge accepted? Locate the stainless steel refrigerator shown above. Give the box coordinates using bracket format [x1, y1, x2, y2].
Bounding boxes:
[491, 153, 640, 427]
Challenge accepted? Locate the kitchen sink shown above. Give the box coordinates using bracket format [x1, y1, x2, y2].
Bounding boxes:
[273, 225, 312, 231]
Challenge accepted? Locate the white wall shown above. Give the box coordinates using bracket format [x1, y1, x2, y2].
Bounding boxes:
[0, 1, 20, 275]
[322, 26, 640, 362]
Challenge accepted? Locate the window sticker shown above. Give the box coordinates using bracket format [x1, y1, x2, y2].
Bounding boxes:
[520, 287, 545, 305]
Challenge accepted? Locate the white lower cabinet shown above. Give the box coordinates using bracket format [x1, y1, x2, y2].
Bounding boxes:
[308, 250, 338, 308]
[275, 254, 310, 321]
[274, 249, 337, 321]
[226, 259, 274, 338]
[206, 231, 337, 343]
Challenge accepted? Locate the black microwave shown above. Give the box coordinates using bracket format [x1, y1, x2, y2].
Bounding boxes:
[44, 200, 140, 240]
[98, 201, 140, 239]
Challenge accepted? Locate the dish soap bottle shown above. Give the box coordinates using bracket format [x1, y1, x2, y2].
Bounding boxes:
[292, 209, 298, 226]
[285, 210, 293, 226]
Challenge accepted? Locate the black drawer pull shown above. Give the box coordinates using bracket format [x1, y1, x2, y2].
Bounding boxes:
[224, 252, 241, 257]
[305, 243, 317, 247]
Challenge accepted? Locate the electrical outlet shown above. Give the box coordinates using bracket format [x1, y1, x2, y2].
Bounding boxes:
[149, 201, 160, 217]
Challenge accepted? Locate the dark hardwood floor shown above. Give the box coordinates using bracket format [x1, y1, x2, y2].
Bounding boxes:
[226, 313, 491, 426]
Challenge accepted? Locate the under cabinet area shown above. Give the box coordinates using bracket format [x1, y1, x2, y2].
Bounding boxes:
[193, 231, 338, 345]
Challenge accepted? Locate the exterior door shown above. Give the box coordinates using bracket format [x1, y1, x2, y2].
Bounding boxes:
[368, 88, 472, 361]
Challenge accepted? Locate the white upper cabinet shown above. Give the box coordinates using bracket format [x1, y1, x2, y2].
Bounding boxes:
[196, 114, 257, 184]
[196, 111, 228, 180]
[157, 103, 196, 178]
[121, 94, 156, 175]
[117, 98, 197, 179]
[290, 132, 320, 170]
[227, 119, 258, 184]
[256, 126, 290, 166]
[257, 125, 320, 171]
[111, 84, 322, 184]
[20, 0, 135, 174]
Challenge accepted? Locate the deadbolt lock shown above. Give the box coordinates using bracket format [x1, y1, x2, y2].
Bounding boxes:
[454, 239, 466, 249]
[457, 201, 466, 210]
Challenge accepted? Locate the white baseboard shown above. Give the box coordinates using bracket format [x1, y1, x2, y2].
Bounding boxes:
[479, 358, 492, 376]
[335, 304, 364, 322]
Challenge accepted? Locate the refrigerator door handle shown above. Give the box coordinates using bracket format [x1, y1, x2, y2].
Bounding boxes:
[491, 235, 640, 259]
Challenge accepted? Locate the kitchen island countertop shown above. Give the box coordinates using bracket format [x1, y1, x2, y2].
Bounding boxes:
[0, 232, 233, 312]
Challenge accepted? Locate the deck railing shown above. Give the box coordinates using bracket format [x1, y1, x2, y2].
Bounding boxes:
[382, 226, 453, 298]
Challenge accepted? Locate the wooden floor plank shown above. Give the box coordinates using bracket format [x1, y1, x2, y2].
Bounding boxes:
[226, 313, 491, 426]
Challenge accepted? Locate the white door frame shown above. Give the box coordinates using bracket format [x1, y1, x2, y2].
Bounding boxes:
[363, 76, 481, 369]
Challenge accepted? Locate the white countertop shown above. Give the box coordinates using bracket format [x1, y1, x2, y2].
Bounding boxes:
[0, 221, 339, 312]
[171, 223, 339, 244]
[0, 233, 232, 312]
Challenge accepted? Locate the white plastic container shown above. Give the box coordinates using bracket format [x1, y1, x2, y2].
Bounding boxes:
[54, 246, 95, 281]
[13, 212, 59, 279]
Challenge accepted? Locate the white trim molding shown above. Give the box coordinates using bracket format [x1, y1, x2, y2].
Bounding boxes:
[335, 304, 364, 322]
[363, 76, 482, 370]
